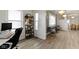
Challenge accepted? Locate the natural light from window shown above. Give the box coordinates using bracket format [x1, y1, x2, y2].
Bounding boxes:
[49, 15, 56, 27]
[8, 10, 22, 29]
[35, 13, 39, 30]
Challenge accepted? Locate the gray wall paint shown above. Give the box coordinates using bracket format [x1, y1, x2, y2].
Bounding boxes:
[46, 11, 49, 28]
[38, 11, 46, 39]
[19, 10, 25, 40]
[0, 10, 8, 31]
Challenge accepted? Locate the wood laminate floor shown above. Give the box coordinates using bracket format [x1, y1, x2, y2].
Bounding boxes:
[18, 31, 79, 49]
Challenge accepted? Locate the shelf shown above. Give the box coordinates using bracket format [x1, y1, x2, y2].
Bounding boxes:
[25, 14, 34, 39]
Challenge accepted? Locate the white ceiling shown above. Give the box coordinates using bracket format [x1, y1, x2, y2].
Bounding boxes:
[65, 10, 79, 14]
[50, 10, 79, 19]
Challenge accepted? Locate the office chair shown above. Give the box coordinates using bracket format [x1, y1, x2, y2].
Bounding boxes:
[0, 27, 23, 49]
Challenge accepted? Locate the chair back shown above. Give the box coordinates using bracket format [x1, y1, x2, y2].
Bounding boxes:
[7, 27, 23, 49]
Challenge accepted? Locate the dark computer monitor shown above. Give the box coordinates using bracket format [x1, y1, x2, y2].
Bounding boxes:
[1, 23, 12, 31]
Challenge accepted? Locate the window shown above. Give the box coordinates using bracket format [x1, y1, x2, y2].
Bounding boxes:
[49, 15, 56, 27]
[8, 10, 22, 29]
[66, 20, 70, 24]
[35, 13, 39, 30]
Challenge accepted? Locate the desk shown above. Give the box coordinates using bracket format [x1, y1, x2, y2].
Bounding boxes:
[0, 39, 10, 45]
[0, 30, 14, 46]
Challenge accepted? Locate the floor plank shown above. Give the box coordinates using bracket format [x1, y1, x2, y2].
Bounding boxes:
[18, 31, 79, 49]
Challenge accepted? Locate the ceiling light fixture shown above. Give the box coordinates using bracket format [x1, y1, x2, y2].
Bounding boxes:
[71, 16, 75, 19]
[63, 14, 67, 18]
[58, 10, 65, 15]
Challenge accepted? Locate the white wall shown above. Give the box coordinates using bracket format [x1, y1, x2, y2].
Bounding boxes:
[70, 17, 79, 24]
[19, 10, 25, 40]
[58, 19, 69, 30]
[56, 14, 69, 31]
[33, 10, 46, 40]
[0, 10, 8, 31]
